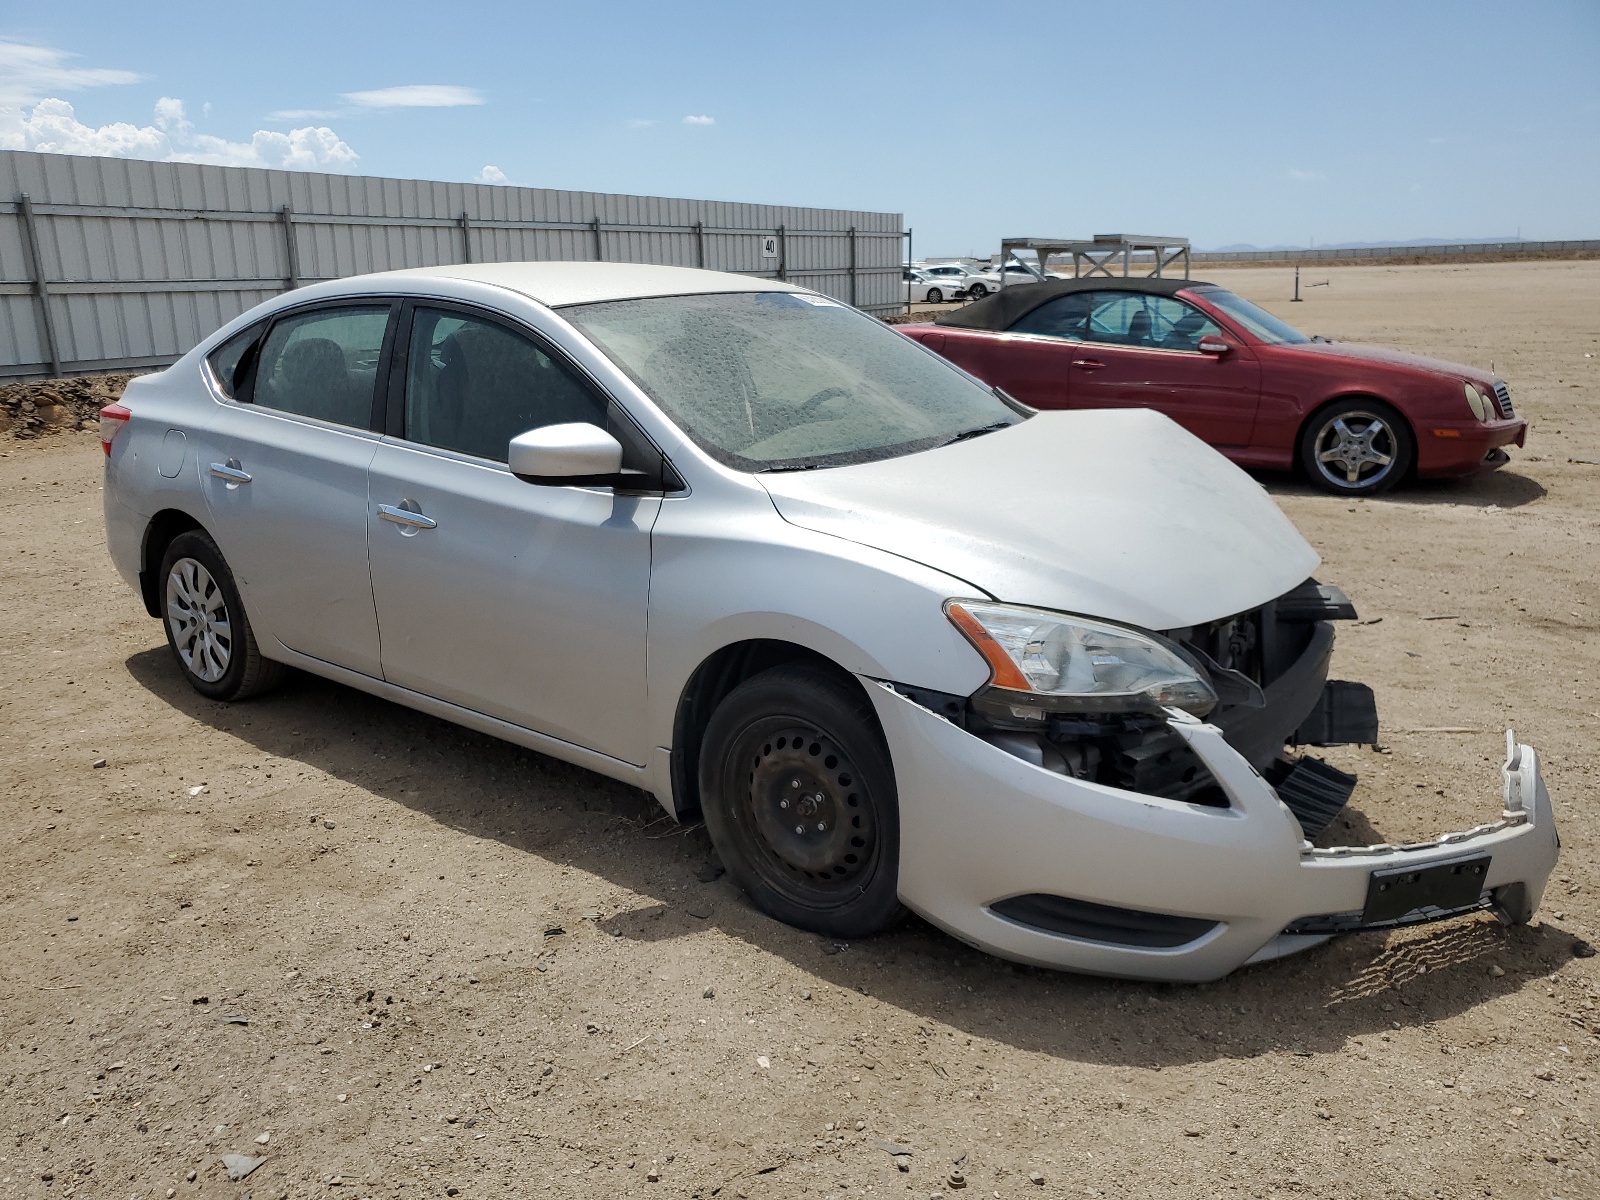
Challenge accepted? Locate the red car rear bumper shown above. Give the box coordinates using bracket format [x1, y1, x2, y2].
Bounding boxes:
[1416, 418, 1528, 478]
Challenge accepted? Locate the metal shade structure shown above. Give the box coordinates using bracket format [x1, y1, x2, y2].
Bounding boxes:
[998, 234, 1191, 286]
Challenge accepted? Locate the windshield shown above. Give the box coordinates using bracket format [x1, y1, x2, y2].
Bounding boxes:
[1193, 287, 1310, 344]
[564, 291, 1024, 471]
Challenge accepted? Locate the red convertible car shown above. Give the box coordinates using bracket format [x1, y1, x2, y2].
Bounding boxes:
[899, 278, 1527, 495]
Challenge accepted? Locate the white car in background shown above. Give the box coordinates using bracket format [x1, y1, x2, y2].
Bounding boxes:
[916, 263, 989, 298]
[98, 261, 1559, 981]
[903, 269, 962, 304]
[965, 262, 1067, 294]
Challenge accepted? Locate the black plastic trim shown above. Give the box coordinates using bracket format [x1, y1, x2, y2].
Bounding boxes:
[990, 893, 1219, 949]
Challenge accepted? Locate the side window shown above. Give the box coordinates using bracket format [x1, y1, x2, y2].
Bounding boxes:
[1146, 296, 1224, 352]
[252, 306, 391, 427]
[1085, 293, 1144, 344]
[404, 307, 607, 462]
[205, 321, 265, 399]
[1009, 293, 1093, 340]
[1083, 294, 1225, 350]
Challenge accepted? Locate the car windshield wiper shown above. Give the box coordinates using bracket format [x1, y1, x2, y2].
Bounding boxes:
[758, 462, 823, 473]
[940, 421, 1012, 447]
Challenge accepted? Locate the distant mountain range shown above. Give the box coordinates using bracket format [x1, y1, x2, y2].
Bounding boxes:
[1204, 236, 1530, 252]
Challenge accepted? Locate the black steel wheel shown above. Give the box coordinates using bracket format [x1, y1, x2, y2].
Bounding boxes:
[159, 529, 284, 702]
[1298, 397, 1414, 496]
[699, 664, 903, 938]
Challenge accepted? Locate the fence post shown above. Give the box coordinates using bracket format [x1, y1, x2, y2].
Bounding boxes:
[776, 224, 787, 281]
[279, 206, 301, 290]
[592, 218, 604, 262]
[694, 220, 705, 269]
[848, 226, 857, 307]
[459, 211, 473, 264]
[17, 193, 63, 378]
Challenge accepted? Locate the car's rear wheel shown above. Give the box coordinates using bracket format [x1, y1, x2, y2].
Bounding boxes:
[1299, 398, 1414, 496]
[159, 530, 284, 701]
[926, 287, 944, 304]
[699, 664, 903, 939]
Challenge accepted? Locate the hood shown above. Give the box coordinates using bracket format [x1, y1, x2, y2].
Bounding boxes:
[1278, 339, 1497, 386]
[759, 409, 1319, 632]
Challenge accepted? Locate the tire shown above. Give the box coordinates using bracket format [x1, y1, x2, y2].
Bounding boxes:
[1298, 398, 1414, 496]
[158, 530, 285, 701]
[698, 664, 904, 939]
[926, 287, 944, 304]
[967, 283, 988, 299]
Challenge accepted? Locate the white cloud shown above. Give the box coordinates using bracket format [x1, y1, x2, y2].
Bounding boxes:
[683, 114, 714, 126]
[343, 85, 484, 109]
[475, 164, 508, 184]
[627, 118, 657, 128]
[0, 97, 166, 157]
[269, 108, 341, 120]
[1286, 168, 1325, 182]
[0, 39, 141, 107]
[0, 96, 358, 171]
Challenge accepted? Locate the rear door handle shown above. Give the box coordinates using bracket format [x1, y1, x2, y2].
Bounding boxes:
[1070, 358, 1105, 370]
[378, 503, 438, 530]
[209, 460, 251, 484]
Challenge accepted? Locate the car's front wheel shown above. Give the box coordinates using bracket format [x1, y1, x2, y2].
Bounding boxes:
[966, 283, 988, 299]
[926, 287, 944, 304]
[699, 664, 903, 939]
[1299, 398, 1414, 496]
[159, 530, 285, 701]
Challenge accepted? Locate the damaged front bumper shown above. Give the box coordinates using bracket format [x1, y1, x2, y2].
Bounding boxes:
[868, 682, 1560, 982]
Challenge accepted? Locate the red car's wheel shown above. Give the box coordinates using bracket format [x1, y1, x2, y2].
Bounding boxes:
[1299, 399, 1414, 496]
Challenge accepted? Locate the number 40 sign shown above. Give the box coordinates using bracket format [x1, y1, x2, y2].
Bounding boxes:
[760, 235, 778, 259]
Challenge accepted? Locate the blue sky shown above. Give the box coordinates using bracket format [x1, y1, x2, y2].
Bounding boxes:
[3, 0, 1597, 255]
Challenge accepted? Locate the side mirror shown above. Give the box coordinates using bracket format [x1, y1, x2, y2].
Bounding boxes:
[1197, 337, 1231, 355]
[509, 423, 624, 486]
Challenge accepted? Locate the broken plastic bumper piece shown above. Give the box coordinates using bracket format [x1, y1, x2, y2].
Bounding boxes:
[870, 682, 1561, 982]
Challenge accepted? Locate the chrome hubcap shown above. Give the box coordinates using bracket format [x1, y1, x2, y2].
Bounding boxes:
[166, 557, 232, 682]
[747, 727, 873, 883]
[1314, 411, 1397, 488]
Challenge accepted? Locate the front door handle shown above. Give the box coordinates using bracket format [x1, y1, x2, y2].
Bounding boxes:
[378, 502, 438, 530]
[1070, 358, 1105, 370]
[209, 459, 252, 485]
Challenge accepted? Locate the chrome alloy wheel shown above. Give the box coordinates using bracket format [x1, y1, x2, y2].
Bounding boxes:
[1312, 409, 1399, 490]
[746, 725, 875, 888]
[165, 556, 233, 683]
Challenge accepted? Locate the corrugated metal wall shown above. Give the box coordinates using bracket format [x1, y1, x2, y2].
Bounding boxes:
[0, 151, 905, 380]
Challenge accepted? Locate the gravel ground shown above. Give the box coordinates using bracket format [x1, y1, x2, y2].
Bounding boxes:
[1, 260, 1597, 1200]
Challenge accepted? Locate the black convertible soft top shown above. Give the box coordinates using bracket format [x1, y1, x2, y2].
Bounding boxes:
[935, 276, 1217, 332]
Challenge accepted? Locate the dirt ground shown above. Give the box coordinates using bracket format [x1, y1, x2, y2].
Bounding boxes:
[2, 260, 1597, 1200]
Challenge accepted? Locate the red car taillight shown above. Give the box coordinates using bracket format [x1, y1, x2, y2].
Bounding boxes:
[99, 402, 131, 456]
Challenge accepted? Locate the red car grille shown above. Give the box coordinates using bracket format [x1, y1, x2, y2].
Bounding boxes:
[1493, 381, 1515, 418]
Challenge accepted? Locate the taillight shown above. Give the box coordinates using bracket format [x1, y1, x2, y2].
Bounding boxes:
[99, 403, 131, 457]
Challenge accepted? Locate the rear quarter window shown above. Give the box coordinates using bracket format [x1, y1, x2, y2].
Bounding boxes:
[205, 322, 266, 399]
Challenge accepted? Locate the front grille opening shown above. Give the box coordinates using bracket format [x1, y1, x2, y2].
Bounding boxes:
[990, 893, 1220, 948]
[1493, 381, 1515, 418]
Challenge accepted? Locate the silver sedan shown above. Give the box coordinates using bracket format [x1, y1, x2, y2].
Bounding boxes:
[99, 262, 1559, 980]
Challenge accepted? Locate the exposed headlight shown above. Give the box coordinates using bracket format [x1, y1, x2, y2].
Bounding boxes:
[1463, 380, 1490, 422]
[945, 600, 1218, 719]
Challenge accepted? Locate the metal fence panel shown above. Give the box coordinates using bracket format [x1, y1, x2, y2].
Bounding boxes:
[0, 150, 904, 379]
